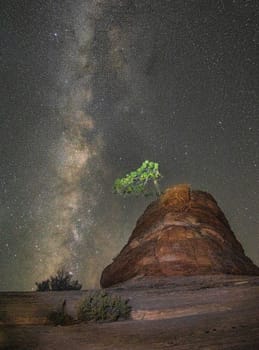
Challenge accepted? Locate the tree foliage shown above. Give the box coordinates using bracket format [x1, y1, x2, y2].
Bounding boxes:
[36, 269, 82, 291]
[113, 160, 162, 197]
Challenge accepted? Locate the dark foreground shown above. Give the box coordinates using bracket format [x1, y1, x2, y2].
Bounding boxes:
[1, 275, 259, 349]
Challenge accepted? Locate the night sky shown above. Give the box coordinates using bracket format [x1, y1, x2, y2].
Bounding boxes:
[1, 0, 258, 291]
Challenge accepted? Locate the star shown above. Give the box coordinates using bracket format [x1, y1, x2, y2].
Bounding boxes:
[0, 0, 258, 291]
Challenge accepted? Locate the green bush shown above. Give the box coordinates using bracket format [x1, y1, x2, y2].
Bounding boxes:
[36, 269, 82, 291]
[77, 291, 131, 322]
[113, 160, 162, 197]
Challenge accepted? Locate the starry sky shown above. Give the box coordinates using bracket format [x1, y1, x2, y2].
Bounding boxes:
[1, 0, 258, 291]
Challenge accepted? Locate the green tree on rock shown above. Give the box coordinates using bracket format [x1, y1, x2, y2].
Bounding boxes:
[113, 160, 162, 197]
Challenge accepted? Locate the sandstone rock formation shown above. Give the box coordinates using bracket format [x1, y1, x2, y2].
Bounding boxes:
[101, 184, 259, 288]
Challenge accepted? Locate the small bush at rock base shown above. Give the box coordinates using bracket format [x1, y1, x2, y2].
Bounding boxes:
[77, 291, 131, 322]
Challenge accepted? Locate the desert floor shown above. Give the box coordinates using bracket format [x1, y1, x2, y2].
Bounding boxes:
[1, 275, 259, 349]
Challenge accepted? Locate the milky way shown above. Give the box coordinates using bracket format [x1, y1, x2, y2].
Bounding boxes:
[1, 0, 258, 290]
[31, 1, 109, 287]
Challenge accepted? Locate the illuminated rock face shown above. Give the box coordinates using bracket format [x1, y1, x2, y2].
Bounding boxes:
[101, 184, 259, 288]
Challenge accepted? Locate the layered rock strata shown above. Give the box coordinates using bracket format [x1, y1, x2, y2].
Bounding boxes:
[101, 184, 259, 287]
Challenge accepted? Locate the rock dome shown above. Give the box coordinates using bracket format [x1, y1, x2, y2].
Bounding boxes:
[101, 184, 259, 288]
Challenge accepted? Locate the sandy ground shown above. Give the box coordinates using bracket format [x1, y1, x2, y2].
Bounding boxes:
[1, 275, 259, 349]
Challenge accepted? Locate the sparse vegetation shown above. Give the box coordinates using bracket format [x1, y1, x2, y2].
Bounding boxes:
[77, 290, 131, 322]
[36, 269, 82, 291]
[47, 300, 74, 326]
[36, 279, 50, 291]
[113, 160, 162, 197]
